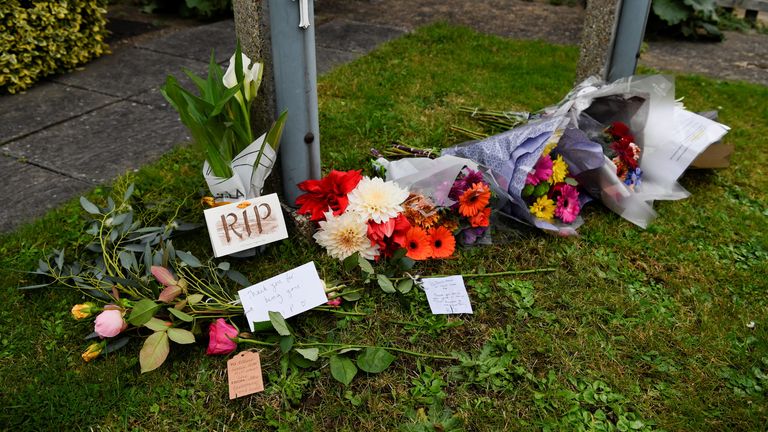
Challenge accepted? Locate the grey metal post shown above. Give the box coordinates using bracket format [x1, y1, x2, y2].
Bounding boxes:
[606, 0, 652, 82]
[269, 0, 321, 205]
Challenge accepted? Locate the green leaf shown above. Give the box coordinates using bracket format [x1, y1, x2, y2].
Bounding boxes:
[356, 348, 396, 373]
[176, 250, 202, 267]
[139, 331, 170, 373]
[128, 299, 161, 326]
[187, 294, 204, 305]
[144, 317, 169, 332]
[343, 252, 360, 272]
[167, 328, 195, 344]
[280, 335, 295, 353]
[269, 311, 291, 336]
[123, 183, 135, 201]
[399, 257, 416, 271]
[342, 291, 362, 301]
[330, 355, 357, 386]
[80, 196, 100, 215]
[168, 307, 194, 322]
[295, 348, 319, 362]
[653, 0, 690, 25]
[358, 254, 374, 275]
[397, 278, 414, 294]
[377, 274, 396, 293]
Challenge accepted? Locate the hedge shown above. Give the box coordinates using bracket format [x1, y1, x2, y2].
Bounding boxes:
[0, 1, 109, 94]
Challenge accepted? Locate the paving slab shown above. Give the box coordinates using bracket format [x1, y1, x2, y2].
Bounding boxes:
[3, 101, 189, 184]
[316, 47, 362, 75]
[0, 155, 91, 232]
[52, 47, 208, 98]
[0, 82, 118, 145]
[315, 19, 406, 53]
[136, 19, 236, 64]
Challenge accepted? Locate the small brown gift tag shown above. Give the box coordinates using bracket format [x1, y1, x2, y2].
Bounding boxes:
[227, 351, 264, 399]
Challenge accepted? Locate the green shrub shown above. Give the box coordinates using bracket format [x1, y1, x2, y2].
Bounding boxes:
[139, 0, 232, 19]
[648, 0, 723, 40]
[0, 1, 109, 94]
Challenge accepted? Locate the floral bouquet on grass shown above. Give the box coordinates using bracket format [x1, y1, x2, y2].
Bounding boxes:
[448, 75, 730, 230]
[444, 116, 600, 236]
[295, 157, 493, 264]
[162, 44, 287, 203]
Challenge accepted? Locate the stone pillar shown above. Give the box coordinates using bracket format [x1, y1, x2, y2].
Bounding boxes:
[232, 0, 277, 135]
[575, 0, 621, 83]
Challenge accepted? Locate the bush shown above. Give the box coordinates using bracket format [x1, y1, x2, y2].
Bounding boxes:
[648, 0, 723, 40]
[139, 0, 232, 19]
[0, 1, 109, 94]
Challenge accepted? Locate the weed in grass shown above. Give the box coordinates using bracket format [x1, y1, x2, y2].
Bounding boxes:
[409, 361, 448, 406]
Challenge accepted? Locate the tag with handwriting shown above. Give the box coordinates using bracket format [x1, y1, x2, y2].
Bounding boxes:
[227, 351, 264, 399]
[238, 262, 328, 331]
[203, 193, 288, 257]
[421, 275, 473, 315]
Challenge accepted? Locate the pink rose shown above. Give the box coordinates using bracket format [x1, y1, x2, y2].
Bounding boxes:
[206, 318, 238, 355]
[94, 309, 127, 338]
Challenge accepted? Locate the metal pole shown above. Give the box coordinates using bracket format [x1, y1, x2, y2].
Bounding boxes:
[269, 0, 321, 205]
[606, 0, 652, 82]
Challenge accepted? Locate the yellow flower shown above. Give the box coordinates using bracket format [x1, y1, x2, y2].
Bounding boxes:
[81, 342, 103, 362]
[551, 155, 568, 184]
[529, 196, 555, 221]
[71, 302, 98, 320]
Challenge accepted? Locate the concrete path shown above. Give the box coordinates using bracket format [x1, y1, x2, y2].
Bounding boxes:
[0, 19, 406, 232]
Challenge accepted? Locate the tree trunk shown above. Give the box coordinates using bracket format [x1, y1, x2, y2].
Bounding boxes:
[232, 0, 277, 134]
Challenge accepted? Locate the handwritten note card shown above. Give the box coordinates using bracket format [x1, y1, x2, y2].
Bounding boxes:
[227, 351, 264, 399]
[421, 275, 473, 315]
[203, 193, 288, 257]
[238, 262, 328, 331]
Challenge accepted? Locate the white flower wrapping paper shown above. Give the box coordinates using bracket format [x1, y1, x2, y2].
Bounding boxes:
[203, 133, 277, 202]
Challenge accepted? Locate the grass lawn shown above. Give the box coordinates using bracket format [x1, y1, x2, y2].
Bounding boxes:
[1, 23, 767, 431]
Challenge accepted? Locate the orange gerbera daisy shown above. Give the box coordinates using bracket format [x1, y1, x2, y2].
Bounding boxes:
[404, 227, 432, 260]
[469, 207, 491, 228]
[458, 183, 491, 217]
[428, 226, 456, 259]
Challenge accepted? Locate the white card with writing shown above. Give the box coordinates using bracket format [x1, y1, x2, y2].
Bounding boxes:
[203, 193, 288, 257]
[238, 262, 328, 331]
[421, 275, 473, 315]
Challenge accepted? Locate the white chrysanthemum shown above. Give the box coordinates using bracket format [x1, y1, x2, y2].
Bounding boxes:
[346, 177, 409, 224]
[313, 211, 379, 261]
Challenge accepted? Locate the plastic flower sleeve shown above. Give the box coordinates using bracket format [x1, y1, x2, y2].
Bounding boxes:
[375, 155, 479, 207]
[204, 133, 277, 202]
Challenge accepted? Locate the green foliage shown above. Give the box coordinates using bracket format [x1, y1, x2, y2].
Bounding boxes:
[649, 0, 723, 40]
[0, 0, 109, 94]
[139, 0, 232, 19]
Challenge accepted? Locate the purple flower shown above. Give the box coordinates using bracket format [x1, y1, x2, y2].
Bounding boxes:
[463, 168, 485, 188]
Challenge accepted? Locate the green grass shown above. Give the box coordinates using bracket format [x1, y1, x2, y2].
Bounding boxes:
[2, 23, 767, 431]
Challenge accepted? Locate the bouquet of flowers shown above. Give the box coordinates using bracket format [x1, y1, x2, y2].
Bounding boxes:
[295, 157, 493, 262]
[522, 142, 582, 225]
[446, 74, 730, 230]
[162, 44, 287, 203]
[443, 116, 601, 235]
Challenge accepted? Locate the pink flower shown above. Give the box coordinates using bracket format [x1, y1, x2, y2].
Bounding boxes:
[327, 298, 342, 307]
[525, 154, 553, 186]
[206, 318, 238, 355]
[554, 183, 580, 223]
[94, 308, 127, 338]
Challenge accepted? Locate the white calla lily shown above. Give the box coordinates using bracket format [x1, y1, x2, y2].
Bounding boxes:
[223, 52, 263, 103]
